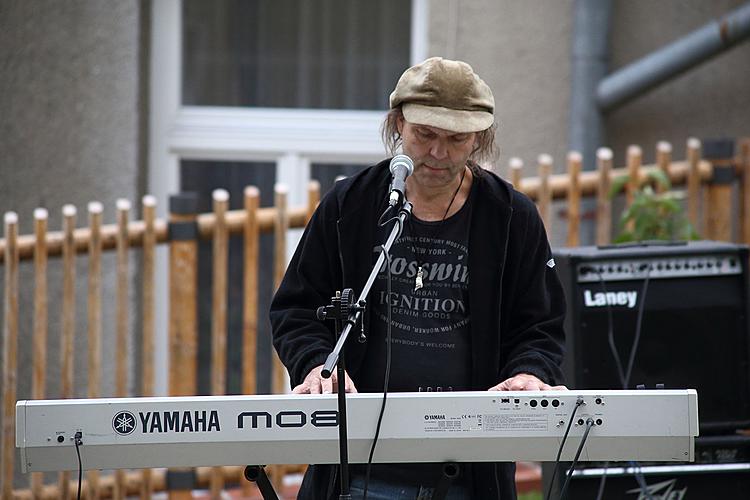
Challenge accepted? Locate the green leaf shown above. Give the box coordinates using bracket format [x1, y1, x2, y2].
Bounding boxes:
[612, 181, 700, 242]
[647, 169, 672, 190]
[609, 175, 630, 198]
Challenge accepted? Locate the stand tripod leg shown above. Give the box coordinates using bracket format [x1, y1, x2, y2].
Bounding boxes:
[244, 465, 280, 500]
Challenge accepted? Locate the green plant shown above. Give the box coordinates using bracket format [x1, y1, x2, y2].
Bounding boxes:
[610, 169, 699, 243]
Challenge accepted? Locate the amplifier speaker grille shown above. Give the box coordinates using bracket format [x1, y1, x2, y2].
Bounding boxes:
[553, 241, 750, 430]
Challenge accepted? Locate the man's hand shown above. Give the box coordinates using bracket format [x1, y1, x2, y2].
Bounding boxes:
[292, 364, 358, 394]
[488, 372, 567, 391]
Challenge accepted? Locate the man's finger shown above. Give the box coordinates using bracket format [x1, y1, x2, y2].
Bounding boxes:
[320, 375, 333, 394]
[309, 377, 322, 394]
[292, 383, 307, 394]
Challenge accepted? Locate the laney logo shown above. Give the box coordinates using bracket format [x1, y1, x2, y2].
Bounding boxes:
[584, 290, 638, 308]
[626, 478, 686, 499]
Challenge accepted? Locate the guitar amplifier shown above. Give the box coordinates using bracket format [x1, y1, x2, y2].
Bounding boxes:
[553, 241, 750, 431]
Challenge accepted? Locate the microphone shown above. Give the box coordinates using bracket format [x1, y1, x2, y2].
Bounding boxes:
[388, 154, 414, 207]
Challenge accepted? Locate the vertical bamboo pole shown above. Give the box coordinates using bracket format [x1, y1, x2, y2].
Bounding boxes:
[242, 187, 260, 397]
[656, 141, 673, 193]
[625, 145, 642, 235]
[59, 204, 77, 500]
[87, 201, 103, 500]
[566, 152, 582, 247]
[30, 208, 48, 498]
[271, 185, 289, 492]
[740, 140, 750, 245]
[596, 148, 613, 246]
[537, 154, 552, 232]
[168, 193, 199, 500]
[509, 157, 523, 190]
[141, 195, 156, 500]
[210, 189, 229, 498]
[114, 199, 131, 500]
[241, 187, 260, 499]
[687, 138, 702, 231]
[115, 199, 131, 398]
[626, 145, 642, 203]
[1, 212, 18, 500]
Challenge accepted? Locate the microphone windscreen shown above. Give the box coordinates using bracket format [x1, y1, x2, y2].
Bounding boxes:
[389, 154, 414, 175]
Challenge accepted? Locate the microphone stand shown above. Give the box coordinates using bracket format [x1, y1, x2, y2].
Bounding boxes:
[316, 201, 413, 500]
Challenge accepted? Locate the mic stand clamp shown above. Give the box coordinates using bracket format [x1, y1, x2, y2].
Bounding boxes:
[317, 201, 413, 500]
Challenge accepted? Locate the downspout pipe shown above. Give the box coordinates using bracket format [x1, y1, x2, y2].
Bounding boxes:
[568, 0, 613, 172]
[597, 2, 750, 112]
[568, 0, 613, 244]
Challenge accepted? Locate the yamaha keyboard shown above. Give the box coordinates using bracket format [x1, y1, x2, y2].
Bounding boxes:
[16, 390, 698, 473]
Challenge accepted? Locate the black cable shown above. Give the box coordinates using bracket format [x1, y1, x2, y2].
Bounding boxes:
[594, 263, 651, 390]
[377, 204, 400, 228]
[624, 267, 651, 389]
[630, 460, 653, 496]
[544, 398, 585, 500]
[593, 265, 655, 500]
[594, 463, 608, 500]
[362, 243, 395, 500]
[74, 431, 83, 500]
[377, 204, 392, 226]
[558, 418, 595, 500]
[596, 272, 626, 387]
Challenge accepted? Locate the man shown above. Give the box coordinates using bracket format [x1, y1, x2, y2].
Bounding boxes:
[270, 57, 566, 499]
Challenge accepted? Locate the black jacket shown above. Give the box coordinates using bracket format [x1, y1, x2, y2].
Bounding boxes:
[270, 159, 566, 499]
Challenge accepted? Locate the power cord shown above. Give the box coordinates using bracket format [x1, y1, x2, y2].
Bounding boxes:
[629, 460, 653, 495]
[595, 263, 651, 391]
[558, 418, 595, 500]
[377, 204, 400, 228]
[362, 243, 395, 500]
[593, 265, 655, 500]
[624, 267, 651, 389]
[74, 431, 83, 500]
[544, 398, 585, 500]
[346, 203, 402, 499]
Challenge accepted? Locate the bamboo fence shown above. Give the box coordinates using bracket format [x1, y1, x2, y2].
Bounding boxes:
[0, 137, 749, 498]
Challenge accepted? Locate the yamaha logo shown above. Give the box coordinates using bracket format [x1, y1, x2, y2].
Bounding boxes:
[112, 411, 137, 435]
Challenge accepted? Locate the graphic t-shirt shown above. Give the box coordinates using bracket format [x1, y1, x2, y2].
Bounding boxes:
[358, 182, 475, 393]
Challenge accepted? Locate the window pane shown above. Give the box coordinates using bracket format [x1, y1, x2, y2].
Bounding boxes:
[183, 0, 412, 109]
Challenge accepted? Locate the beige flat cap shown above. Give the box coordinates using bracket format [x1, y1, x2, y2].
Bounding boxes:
[389, 57, 495, 133]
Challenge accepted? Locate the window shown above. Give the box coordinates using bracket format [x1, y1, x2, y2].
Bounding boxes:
[183, 0, 411, 110]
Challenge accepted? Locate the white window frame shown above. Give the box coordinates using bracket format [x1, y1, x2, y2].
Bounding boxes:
[148, 0, 428, 395]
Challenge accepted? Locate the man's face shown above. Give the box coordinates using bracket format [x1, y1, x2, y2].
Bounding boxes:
[397, 117, 478, 189]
